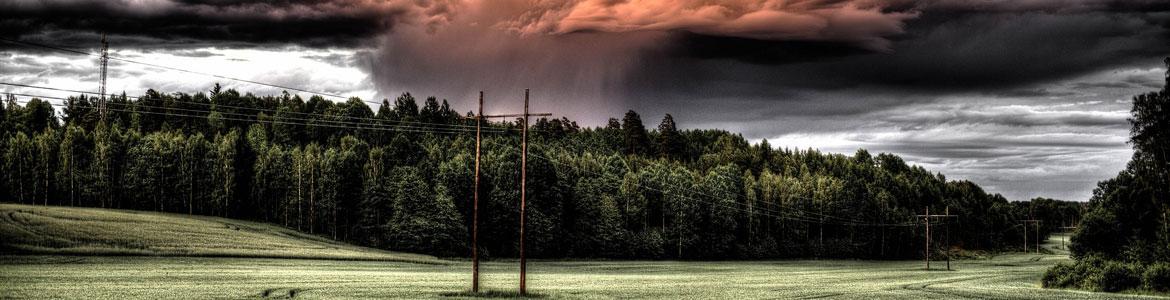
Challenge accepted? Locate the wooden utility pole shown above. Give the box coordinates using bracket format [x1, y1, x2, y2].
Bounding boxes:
[917, 206, 957, 270]
[517, 89, 549, 296]
[466, 90, 550, 295]
[945, 206, 951, 270]
[471, 92, 483, 293]
[1021, 219, 1042, 253]
[1021, 206, 1041, 253]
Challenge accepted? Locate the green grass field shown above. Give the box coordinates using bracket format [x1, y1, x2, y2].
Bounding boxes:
[1, 204, 1166, 299]
[0, 204, 440, 263]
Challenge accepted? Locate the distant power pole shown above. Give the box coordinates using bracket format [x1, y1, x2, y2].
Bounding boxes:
[99, 33, 109, 123]
[1021, 219, 1041, 253]
[945, 206, 951, 270]
[1021, 205, 1041, 253]
[918, 206, 957, 270]
[465, 90, 550, 295]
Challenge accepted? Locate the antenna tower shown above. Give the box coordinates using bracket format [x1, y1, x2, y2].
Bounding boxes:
[99, 33, 109, 122]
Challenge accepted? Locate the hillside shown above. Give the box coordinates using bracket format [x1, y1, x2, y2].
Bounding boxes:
[0, 204, 443, 264]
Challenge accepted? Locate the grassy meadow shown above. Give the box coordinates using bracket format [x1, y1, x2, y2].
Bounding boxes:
[1, 204, 1167, 299]
[0, 204, 440, 263]
[4, 251, 1166, 299]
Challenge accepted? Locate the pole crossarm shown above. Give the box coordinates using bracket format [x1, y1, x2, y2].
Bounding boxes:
[461, 113, 552, 120]
[482, 113, 552, 118]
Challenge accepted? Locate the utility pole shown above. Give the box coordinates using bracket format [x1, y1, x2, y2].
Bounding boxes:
[1035, 219, 1041, 253]
[517, 89, 549, 296]
[917, 206, 957, 270]
[99, 33, 109, 123]
[466, 90, 550, 295]
[945, 206, 951, 270]
[1021, 219, 1041, 253]
[1021, 205, 1041, 253]
[469, 92, 483, 293]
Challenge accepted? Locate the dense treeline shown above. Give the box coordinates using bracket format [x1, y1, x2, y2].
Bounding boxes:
[1044, 62, 1170, 293]
[0, 86, 1075, 259]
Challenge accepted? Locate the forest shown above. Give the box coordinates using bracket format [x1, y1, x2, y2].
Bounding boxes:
[0, 85, 1082, 260]
[1043, 67, 1170, 293]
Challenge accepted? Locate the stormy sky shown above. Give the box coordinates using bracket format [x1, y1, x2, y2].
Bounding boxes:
[2, 0, 1169, 201]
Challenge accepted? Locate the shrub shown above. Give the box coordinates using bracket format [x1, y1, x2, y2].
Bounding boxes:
[1144, 263, 1170, 292]
[1042, 263, 1077, 288]
[628, 230, 664, 259]
[1091, 261, 1141, 292]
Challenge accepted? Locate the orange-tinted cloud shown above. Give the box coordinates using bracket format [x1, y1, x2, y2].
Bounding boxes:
[495, 0, 918, 50]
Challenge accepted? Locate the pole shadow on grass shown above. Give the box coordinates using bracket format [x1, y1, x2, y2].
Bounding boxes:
[440, 290, 548, 299]
[256, 287, 308, 299]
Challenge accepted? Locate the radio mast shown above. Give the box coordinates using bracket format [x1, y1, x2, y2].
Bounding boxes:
[99, 33, 109, 122]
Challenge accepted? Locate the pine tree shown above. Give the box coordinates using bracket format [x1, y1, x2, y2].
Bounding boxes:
[657, 114, 683, 160]
[622, 110, 649, 156]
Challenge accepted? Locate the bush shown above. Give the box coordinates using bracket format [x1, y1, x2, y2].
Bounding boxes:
[1144, 263, 1170, 292]
[1042, 263, 1077, 288]
[628, 230, 664, 259]
[1090, 261, 1141, 292]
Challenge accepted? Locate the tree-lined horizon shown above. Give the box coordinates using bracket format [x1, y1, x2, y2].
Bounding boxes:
[0, 87, 1080, 259]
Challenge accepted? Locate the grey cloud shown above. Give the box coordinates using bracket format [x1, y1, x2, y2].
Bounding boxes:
[303, 53, 357, 68]
[1124, 73, 1166, 89]
[990, 89, 1079, 98]
[881, 109, 1128, 129]
[0, 0, 458, 48]
[167, 50, 222, 58]
[1072, 81, 1136, 90]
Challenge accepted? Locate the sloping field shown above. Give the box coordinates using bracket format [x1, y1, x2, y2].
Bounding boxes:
[1, 205, 1165, 299]
[0, 203, 441, 264]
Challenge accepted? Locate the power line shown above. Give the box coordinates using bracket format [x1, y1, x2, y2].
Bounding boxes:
[10, 94, 493, 136]
[1, 83, 507, 134]
[1, 82, 563, 135]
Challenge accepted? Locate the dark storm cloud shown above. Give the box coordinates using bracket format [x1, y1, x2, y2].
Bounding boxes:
[667, 33, 871, 65]
[0, 0, 458, 48]
[632, 8, 1170, 98]
[594, 2, 1170, 132]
